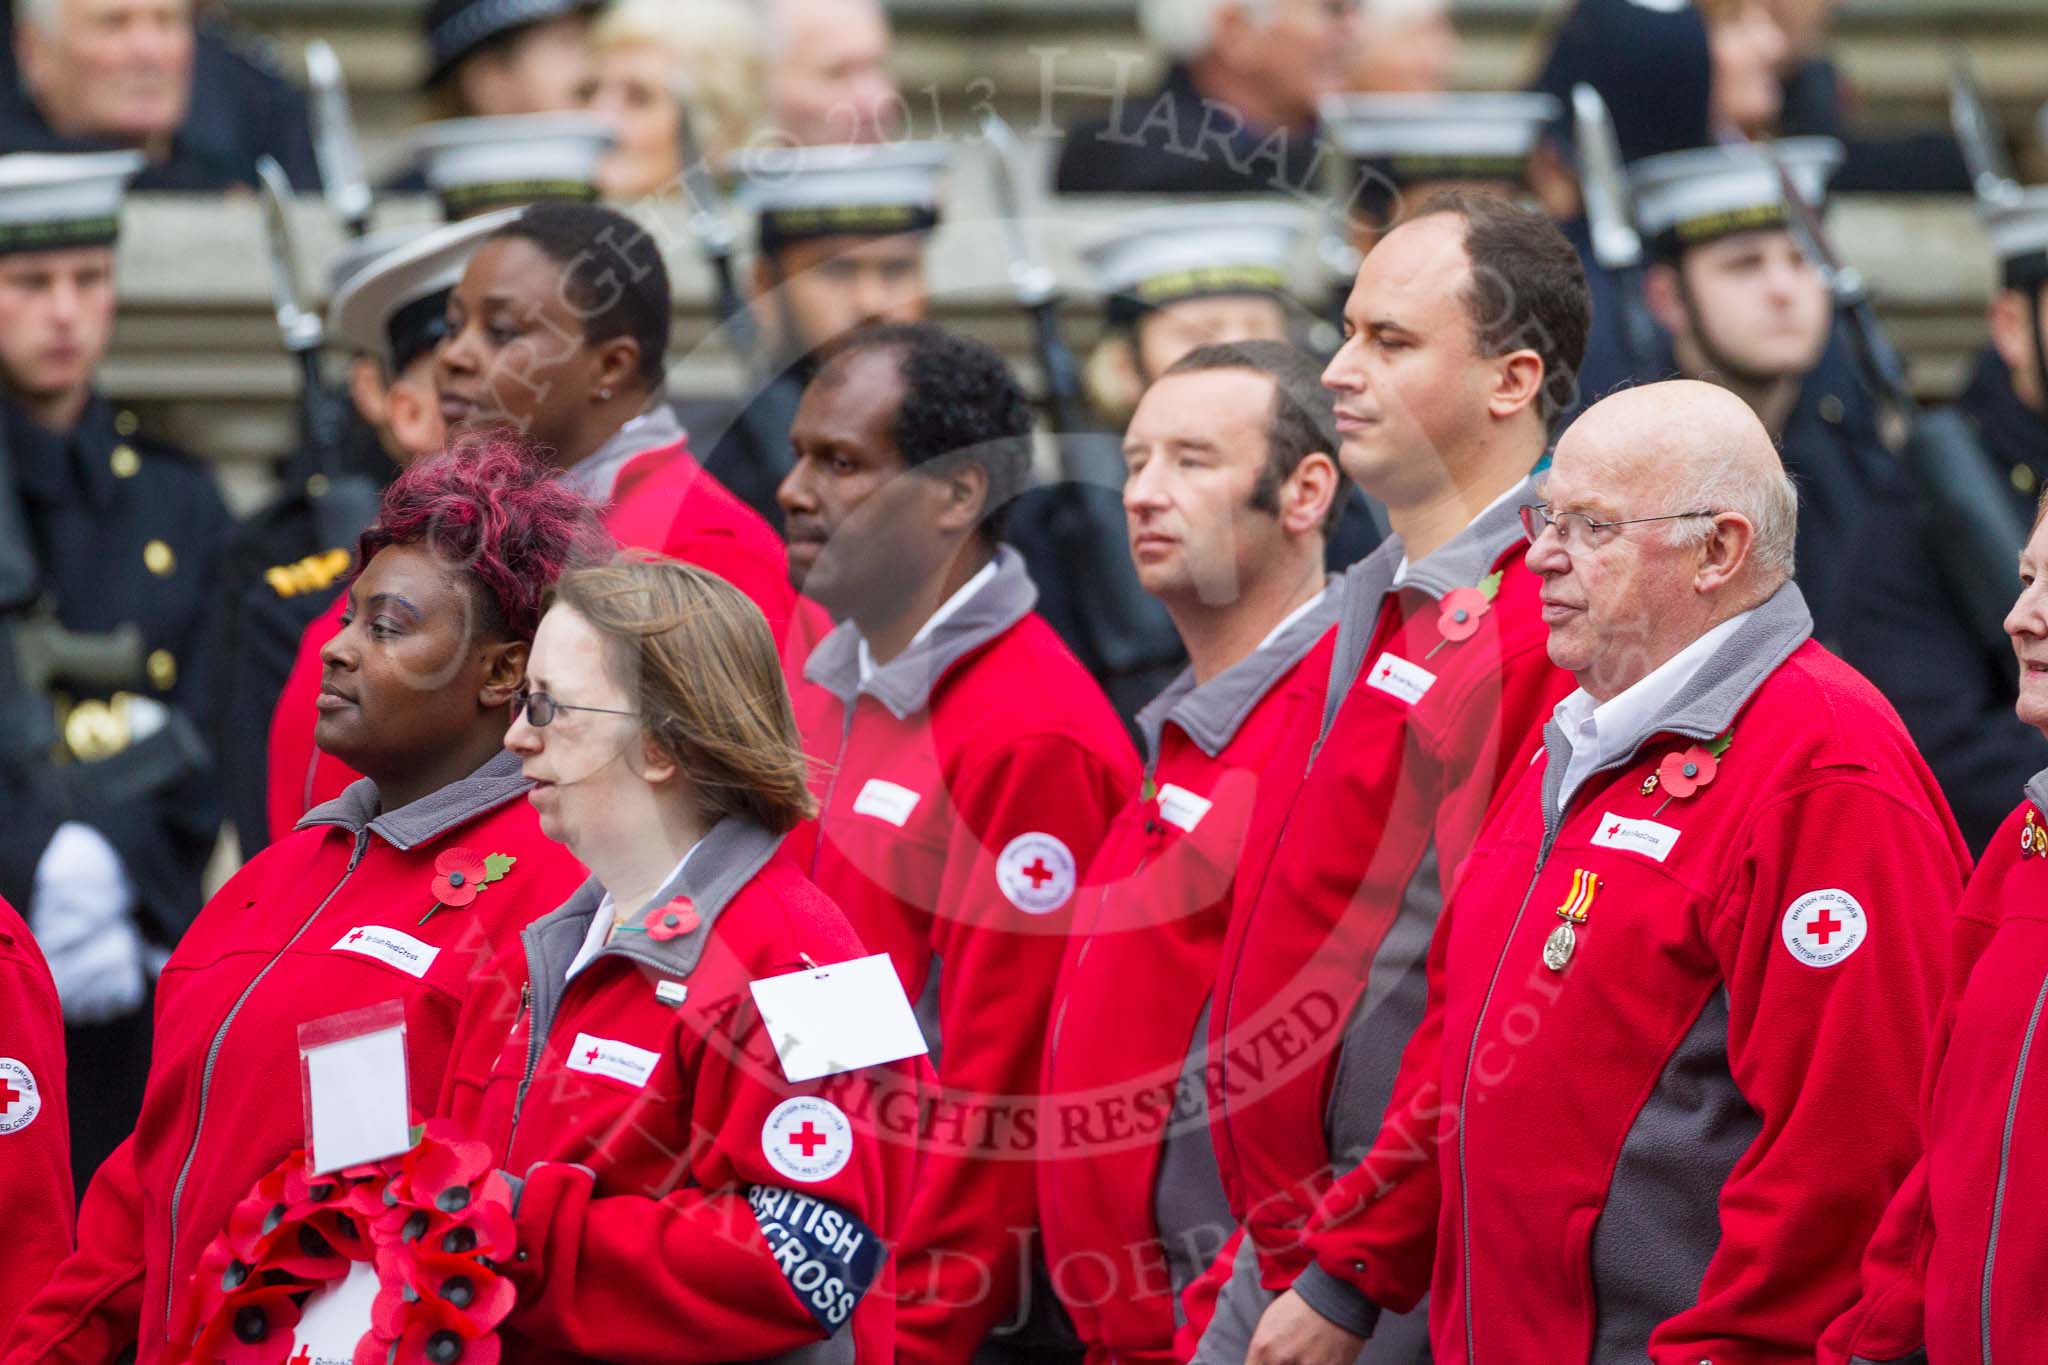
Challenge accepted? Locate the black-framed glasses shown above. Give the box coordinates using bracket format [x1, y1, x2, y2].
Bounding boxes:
[511, 689, 639, 728]
[1519, 503, 1719, 549]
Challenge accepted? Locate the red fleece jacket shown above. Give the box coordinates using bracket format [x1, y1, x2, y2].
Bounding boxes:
[3, 758, 586, 1365]
[1301, 619, 1969, 1365]
[0, 895, 72, 1345]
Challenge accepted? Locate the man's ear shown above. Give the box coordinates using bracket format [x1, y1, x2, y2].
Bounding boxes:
[933, 461, 992, 537]
[478, 639, 528, 711]
[1282, 451, 1341, 537]
[1487, 350, 1547, 421]
[14, 22, 46, 103]
[1644, 262, 1688, 339]
[1989, 289, 2032, 379]
[348, 354, 393, 430]
[1693, 512, 1757, 595]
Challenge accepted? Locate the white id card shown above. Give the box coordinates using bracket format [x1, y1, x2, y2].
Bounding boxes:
[299, 1001, 413, 1174]
[748, 952, 930, 1083]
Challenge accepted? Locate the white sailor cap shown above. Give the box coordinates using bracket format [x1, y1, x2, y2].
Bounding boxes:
[0, 151, 144, 256]
[1629, 137, 1844, 260]
[1322, 92, 1561, 194]
[410, 113, 614, 220]
[1982, 186, 2048, 289]
[1080, 201, 1311, 324]
[736, 142, 950, 251]
[328, 208, 521, 368]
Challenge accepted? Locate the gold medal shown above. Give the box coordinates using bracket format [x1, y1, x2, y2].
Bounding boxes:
[1544, 868, 1601, 972]
[2025, 808, 2043, 859]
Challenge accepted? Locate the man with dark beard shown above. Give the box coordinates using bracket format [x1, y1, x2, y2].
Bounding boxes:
[699, 142, 947, 532]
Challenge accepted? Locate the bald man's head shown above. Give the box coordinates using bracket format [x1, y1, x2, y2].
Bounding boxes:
[1527, 380, 1799, 699]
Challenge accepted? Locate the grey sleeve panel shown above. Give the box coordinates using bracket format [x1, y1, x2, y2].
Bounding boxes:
[1325, 841, 1442, 1169]
[1588, 987, 1761, 1364]
[763, 1334, 858, 1365]
[1190, 1235, 1274, 1365]
[913, 952, 943, 1070]
[1849, 1354, 1929, 1365]
[1155, 1000, 1242, 1310]
[1293, 1263, 1383, 1339]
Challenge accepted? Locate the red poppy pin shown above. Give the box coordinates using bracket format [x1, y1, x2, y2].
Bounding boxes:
[1645, 730, 1733, 816]
[1425, 571, 1503, 659]
[637, 897, 700, 942]
[420, 849, 517, 925]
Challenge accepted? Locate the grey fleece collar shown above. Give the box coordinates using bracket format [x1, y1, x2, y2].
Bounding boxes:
[525, 814, 785, 982]
[802, 546, 1039, 720]
[1538, 582, 1814, 827]
[1135, 580, 1345, 764]
[566, 400, 686, 503]
[1320, 477, 1537, 744]
[296, 749, 531, 851]
[2025, 765, 2048, 816]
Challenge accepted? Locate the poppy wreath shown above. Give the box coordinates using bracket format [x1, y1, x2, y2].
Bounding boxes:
[169, 1119, 518, 1365]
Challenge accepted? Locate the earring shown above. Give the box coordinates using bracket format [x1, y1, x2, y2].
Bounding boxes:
[599, 386, 614, 400]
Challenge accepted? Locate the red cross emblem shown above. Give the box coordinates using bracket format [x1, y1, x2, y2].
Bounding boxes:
[1379, 662, 1394, 679]
[0, 1078, 19, 1111]
[584, 1045, 601, 1064]
[788, 1121, 828, 1157]
[348, 929, 366, 943]
[1021, 858, 1054, 889]
[289, 1348, 313, 1365]
[1607, 823, 1621, 837]
[1806, 908, 1843, 945]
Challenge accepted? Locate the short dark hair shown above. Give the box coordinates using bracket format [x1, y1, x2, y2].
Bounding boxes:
[1161, 339, 1349, 537]
[824, 323, 1035, 539]
[492, 202, 672, 391]
[1412, 189, 1591, 432]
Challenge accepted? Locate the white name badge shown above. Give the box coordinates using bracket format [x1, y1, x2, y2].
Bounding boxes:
[1590, 811, 1683, 863]
[1156, 783, 1214, 834]
[1364, 652, 1438, 706]
[299, 1003, 412, 1174]
[332, 925, 440, 979]
[566, 1033, 662, 1088]
[750, 952, 931, 1083]
[851, 778, 921, 828]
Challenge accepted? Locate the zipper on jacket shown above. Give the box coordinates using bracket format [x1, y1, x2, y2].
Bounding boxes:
[1981, 969, 2048, 1362]
[163, 829, 371, 1336]
[808, 704, 860, 877]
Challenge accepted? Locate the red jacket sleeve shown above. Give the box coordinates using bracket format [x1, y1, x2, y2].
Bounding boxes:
[0, 902, 89, 1357]
[892, 732, 1136, 1365]
[1650, 773, 1964, 1365]
[1817, 863, 2002, 1365]
[504, 1005, 904, 1364]
[3, 1135, 141, 1365]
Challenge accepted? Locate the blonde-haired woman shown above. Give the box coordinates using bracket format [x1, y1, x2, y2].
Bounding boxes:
[582, 0, 765, 200]
[438, 555, 922, 1362]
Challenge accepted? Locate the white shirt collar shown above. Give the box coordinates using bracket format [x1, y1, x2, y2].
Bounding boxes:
[1391, 482, 1526, 588]
[1253, 587, 1330, 654]
[857, 557, 1001, 686]
[568, 840, 702, 981]
[1551, 608, 1755, 812]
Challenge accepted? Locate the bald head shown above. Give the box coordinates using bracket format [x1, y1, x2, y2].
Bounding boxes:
[1528, 380, 1799, 700]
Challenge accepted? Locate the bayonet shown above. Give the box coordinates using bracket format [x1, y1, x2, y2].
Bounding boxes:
[306, 40, 372, 237]
[1570, 82, 1662, 385]
[1949, 48, 2021, 208]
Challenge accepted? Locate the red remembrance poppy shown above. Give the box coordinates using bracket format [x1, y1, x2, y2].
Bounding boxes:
[1656, 745, 1719, 799]
[181, 1280, 305, 1365]
[643, 897, 699, 941]
[1436, 587, 1492, 643]
[430, 849, 488, 908]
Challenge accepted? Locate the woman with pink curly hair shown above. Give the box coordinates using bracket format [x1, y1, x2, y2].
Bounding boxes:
[6, 439, 612, 1365]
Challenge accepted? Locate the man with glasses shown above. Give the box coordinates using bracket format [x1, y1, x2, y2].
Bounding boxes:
[1187, 191, 1582, 1365]
[1251, 379, 1966, 1365]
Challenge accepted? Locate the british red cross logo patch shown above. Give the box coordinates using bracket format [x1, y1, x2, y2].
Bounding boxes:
[1780, 888, 1869, 969]
[0, 1057, 42, 1135]
[995, 832, 1077, 915]
[761, 1096, 854, 1184]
